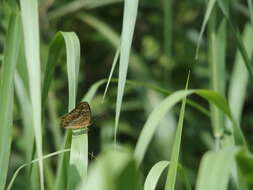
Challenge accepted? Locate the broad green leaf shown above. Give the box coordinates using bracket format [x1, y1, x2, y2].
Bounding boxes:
[196, 146, 238, 190]
[0, 12, 21, 190]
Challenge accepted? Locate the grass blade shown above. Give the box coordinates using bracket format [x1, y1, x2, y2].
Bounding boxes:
[228, 24, 253, 124]
[49, 0, 122, 20]
[144, 161, 169, 190]
[208, 15, 226, 143]
[102, 47, 120, 103]
[0, 12, 21, 190]
[7, 149, 70, 190]
[42, 32, 65, 108]
[77, 13, 119, 47]
[82, 79, 107, 102]
[196, 0, 216, 59]
[164, 73, 189, 190]
[217, 0, 253, 78]
[14, 72, 34, 162]
[67, 128, 88, 190]
[20, 1, 44, 189]
[114, 0, 139, 144]
[49, 32, 82, 190]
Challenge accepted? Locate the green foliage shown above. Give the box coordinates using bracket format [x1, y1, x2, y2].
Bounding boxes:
[0, 12, 21, 189]
[0, 0, 253, 190]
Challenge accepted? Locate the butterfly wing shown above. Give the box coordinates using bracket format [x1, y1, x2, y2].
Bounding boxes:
[61, 102, 92, 129]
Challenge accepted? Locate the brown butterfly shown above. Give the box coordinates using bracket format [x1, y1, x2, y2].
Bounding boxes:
[60, 102, 92, 129]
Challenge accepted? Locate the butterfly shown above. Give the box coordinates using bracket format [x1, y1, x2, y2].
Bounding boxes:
[60, 102, 92, 129]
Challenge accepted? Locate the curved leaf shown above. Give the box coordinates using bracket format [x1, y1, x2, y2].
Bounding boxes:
[42, 31, 80, 111]
[134, 89, 246, 166]
[43, 31, 83, 190]
[7, 149, 70, 190]
[144, 161, 169, 190]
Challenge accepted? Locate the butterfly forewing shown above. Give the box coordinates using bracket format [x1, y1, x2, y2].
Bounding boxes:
[61, 102, 92, 129]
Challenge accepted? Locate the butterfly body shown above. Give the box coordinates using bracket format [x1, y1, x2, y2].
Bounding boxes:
[61, 102, 92, 129]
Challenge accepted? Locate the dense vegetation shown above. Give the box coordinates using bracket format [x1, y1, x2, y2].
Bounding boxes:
[0, 0, 253, 190]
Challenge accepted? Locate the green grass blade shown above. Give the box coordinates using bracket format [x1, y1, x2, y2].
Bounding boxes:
[76, 13, 152, 81]
[7, 149, 70, 190]
[102, 47, 120, 103]
[47, 92, 62, 149]
[134, 90, 192, 166]
[228, 24, 253, 124]
[14, 72, 34, 162]
[42, 32, 65, 108]
[196, 89, 246, 146]
[144, 161, 169, 190]
[82, 78, 209, 117]
[48, 32, 82, 190]
[114, 0, 139, 144]
[20, 1, 44, 189]
[62, 32, 80, 110]
[247, 0, 253, 25]
[67, 129, 88, 190]
[49, 0, 122, 20]
[217, 0, 253, 78]
[196, 146, 237, 190]
[0, 12, 21, 190]
[61, 32, 89, 190]
[208, 16, 226, 143]
[77, 13, 119, 47]
[134, 89, 246, 166]
[43, 31, 81, 111]
[164, 74, 189, 190]
[82, 79, 107, 102]
[196, 0, 216, 59]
